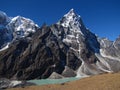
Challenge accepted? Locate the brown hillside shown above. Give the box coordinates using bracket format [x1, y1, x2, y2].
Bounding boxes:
[9, 72, 120, 90]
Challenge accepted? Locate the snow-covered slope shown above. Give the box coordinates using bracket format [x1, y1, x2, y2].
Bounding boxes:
[57, 9, 120, 77]
[57, 9, 99, 51]
[57, 9, 87, 54]
[58, 9, 84, 34]
[58, 9, 85, 42]
[7, 16, 39, 39]
[0, 11, 39, 51]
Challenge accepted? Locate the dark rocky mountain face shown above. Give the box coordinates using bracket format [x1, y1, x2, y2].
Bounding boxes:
[0, 25, 82, 80]
[0, 23, 101, 80]
[0, 9, 120, 81]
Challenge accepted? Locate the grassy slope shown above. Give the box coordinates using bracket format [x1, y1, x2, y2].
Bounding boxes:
[9, 73, 120, 90]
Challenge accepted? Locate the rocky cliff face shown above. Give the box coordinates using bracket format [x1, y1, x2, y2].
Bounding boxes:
[0, 9, 120, 80]
[0, 25, 81, 80]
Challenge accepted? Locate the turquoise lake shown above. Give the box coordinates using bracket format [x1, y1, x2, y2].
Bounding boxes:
[28, 77, 80, 85]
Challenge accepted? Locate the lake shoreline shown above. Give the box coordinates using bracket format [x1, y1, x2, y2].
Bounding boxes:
[8, 72, 120, 90]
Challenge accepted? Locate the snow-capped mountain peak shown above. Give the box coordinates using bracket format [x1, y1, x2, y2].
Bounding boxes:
[57, 9, 88, 45]
[10, 15, 38, 28]
[7, 15, 39, 38]
[58, 9, 87, 37]
[59, 9, 81, 28]
[64, 8, 77, 17]
[0, 11, 39, 50]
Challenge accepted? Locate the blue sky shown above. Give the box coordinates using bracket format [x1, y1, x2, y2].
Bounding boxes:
[0, 0, 120, 40]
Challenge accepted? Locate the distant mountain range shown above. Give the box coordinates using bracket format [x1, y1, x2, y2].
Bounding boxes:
[0, 9, 120, 81]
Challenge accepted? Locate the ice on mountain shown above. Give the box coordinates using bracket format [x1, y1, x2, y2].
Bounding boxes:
[0, 43, 9, 52]
[0, 11, 39, 50]
[58, 9, 83, 35]
[8, 15, 39, 38]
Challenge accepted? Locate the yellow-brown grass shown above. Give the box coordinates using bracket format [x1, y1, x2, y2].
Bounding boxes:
[8, 72, 120, 90]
